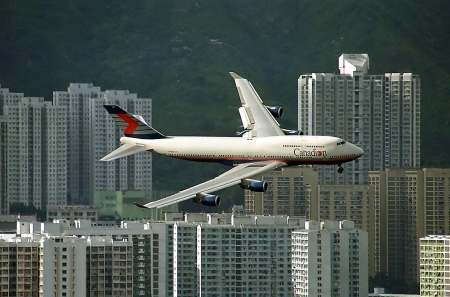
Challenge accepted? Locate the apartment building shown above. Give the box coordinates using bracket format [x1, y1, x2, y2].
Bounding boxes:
[39, 236, 88, 297]
[298, 54, 420, 184]
[245, 167, 318, 216]
[87, 237, 134, 297]
[292, 220, 368, 297]
[369, 168, 450, 282]
[246, 166, 377, 276]
[170, 213, 304, 296]
[196, 216, 297, 296]
[172, 221, 198, 296]
[0, 214, 373, 297]
[65, 221, 168, 297]
[9, 219, 169, 297]
[46, 205, 98, 224]
[0, 237, 40, 296]
[306, 184, 375, 276]
[419, 235, 450, 296]
[0, 115, 7, 214]
[53, 84, 153, 204]
[1, 84, 154, 211]
[0, 93, 67, 211]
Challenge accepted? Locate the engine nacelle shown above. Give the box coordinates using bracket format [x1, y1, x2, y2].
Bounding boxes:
[282, 129, 304, 136]
[193, 193, 221, 206]
[265, 106, 284, 118]
[240, 179, 268, 192]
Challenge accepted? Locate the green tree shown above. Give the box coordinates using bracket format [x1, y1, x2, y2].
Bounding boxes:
[369, 272, 419, 294]
[9, 203, 46, 222]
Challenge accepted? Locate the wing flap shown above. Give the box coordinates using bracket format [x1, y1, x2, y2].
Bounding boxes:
[139, 161, 287, 208]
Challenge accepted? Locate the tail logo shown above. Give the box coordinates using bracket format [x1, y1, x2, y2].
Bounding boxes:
[117, 114, 139, 134]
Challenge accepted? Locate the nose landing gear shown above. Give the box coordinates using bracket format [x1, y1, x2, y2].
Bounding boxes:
[337, 164, 344, 174]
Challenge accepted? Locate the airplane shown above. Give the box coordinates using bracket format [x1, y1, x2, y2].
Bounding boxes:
[101, 72, 364, 208]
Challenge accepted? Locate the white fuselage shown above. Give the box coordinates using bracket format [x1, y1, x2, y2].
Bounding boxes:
[120, 135, 364, 166]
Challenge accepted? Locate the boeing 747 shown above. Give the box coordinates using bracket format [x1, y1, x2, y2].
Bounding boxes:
[101, 72, 363, 208]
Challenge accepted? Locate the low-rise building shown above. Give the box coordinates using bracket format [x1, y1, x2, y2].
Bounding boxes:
[47, 205, 98, 224]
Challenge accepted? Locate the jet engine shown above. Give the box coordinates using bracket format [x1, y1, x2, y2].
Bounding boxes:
[282, 129, 304, 136]
[240, 179, 268, 192]
[265, 106, 284, 118]
[193, 193, 221, 206]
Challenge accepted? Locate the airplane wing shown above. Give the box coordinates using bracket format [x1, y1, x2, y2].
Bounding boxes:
[230, 72, 285, 138]
[135, 161, 287, 209]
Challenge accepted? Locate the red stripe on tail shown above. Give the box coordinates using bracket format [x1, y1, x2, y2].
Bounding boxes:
[117, 114, 139, 134]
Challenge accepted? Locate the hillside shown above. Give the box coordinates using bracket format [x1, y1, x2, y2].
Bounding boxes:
[1, 0, 450, 210]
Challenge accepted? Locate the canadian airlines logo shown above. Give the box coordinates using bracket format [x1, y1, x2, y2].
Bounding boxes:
[293, 148, 327, 157]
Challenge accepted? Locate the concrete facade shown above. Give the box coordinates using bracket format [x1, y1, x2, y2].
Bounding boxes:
[292, 220, 369, 297]
[419, 235, 450, 296]
[53, 84, 153, 205]
[369, 168, 450, 282]
[306, 184, 375, 276]
[298, 54, 420, 185]
[245, 167, 318, 216]
[0, 214, 310, 297]
[47, 205, 99, 224]
[0, 91, 67, 211]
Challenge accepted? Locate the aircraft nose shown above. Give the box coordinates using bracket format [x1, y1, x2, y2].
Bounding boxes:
[354, 145, 364, 157]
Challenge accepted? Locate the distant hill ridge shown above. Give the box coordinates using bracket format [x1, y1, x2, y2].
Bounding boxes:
[1, 1, 450, 208]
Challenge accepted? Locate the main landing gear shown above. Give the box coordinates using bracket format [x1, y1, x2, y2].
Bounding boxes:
[337, 164, 344, 174]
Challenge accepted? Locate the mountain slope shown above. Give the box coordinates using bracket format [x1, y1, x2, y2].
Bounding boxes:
[1, 0, 449, 210]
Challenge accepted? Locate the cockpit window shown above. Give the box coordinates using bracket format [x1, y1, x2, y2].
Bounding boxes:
[336, 140, 346, 146]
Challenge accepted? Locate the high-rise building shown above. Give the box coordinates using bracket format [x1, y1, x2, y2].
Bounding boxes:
[254, 169, 377, 276]
[1, 84, 152, 210]
[53, 84, 153, 204]
[306, 184, 374, 230]
[0, 94, 67, 211]
[292, 220, 369, 297]
[419, 235, 450, 296]
[298, 54, 420, 184]
[369, 168, 450, 282]
[245, 167, 318, 216]
[306, 184, 375, 276]
[0, 115, 7, 214]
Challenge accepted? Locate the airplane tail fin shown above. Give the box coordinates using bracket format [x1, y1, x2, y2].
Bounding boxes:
[103, 105, 166, 139]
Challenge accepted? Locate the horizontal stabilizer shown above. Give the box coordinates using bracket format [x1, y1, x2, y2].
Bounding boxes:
[100, 143, 147, 161]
